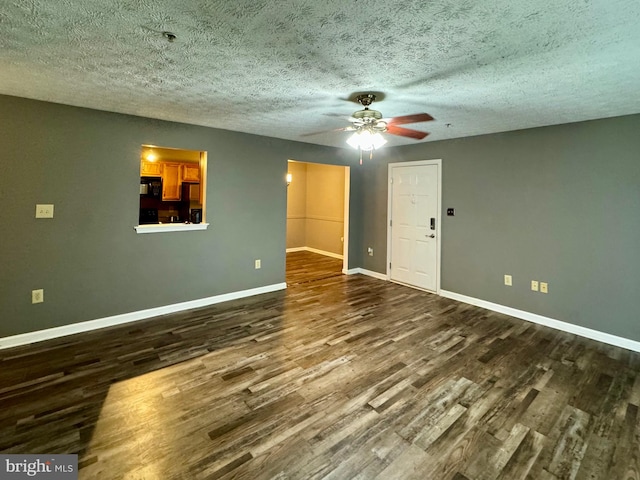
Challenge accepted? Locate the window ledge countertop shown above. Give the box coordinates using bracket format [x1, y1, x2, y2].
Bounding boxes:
[134, 223, 209, 234]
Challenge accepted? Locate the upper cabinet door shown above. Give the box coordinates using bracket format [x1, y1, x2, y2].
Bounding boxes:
[162, 163, 182, 201]
[141, 160, 162, 176]
[182, 163, 200, 183]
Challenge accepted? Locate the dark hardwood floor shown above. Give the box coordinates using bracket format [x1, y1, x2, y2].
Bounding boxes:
[1, 253, 639, 479]
[286, 250, 343, 286]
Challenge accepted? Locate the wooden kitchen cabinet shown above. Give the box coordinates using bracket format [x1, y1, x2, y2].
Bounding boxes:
[162, 163, 181, 201]
[182, 163, 200, 183]
[141, 160, 162, 177]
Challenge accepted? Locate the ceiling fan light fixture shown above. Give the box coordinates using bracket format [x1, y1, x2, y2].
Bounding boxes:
[370, 132, 387, 150]
[346, 131, 361, 149]
[347, 130, 387, 151]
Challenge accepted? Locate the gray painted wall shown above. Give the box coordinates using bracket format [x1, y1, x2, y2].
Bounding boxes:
[3, 93, 638, 345]
[0, 95, 357, 337]
[358, 114, 640, 341]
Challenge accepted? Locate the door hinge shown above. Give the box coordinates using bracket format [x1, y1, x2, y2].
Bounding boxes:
[389, 219, 392, 227]
[389, 262, 392, 269]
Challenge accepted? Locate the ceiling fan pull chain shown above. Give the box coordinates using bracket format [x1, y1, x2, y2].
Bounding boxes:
[359, 149, 363, 165]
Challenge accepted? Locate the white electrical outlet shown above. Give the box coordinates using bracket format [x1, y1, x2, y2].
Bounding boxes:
[531, 280, 539, 292]
[367, 247, 374, 256]
[32, 289, 44, 304]
[35, 204, 54, 218]
[504, 274, 512, 286]
[255, 259, 261, 269]
[540, 282, 548, 294]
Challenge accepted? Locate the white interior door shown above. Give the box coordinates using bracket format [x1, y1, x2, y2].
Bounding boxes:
[389, 162, 439, 292]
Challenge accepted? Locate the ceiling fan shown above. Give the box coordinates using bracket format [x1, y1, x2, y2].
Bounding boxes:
[308, 93, 434, 163]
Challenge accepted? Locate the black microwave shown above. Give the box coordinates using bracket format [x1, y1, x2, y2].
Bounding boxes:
[140, 177, 162, 198]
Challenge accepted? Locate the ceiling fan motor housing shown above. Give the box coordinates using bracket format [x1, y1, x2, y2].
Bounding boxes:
[352, 109, 383, 121]
[356, 93, 376, 107]
[352, 93, 385, 129]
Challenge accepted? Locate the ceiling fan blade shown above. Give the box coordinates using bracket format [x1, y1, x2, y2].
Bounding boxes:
[300, 126, 354, 137]
[386, 113, 434, 125]
[386, 125, 429, 140]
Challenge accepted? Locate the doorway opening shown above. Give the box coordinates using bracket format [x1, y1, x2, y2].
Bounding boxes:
[285, 160, 350, 285]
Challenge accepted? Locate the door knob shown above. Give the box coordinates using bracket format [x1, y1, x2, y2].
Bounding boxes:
[426, 234, 435, 238]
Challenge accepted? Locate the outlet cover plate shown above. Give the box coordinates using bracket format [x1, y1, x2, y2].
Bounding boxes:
[35, 204, 54, 218]
[32, 289, 44, 304]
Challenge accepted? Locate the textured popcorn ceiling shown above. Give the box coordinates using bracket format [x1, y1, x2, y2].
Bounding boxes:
[1, 0, 639, 148]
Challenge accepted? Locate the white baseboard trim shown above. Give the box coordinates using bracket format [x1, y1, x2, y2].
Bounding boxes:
[0, 283, 287, 351]
[439, 289, 640, 353]
[286, 246, 343, 260]
[345, 268, 388, 281]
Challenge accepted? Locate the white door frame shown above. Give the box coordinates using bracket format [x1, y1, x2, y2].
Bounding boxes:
[386, 159, 442, 293]
[342, 166, 351, 273]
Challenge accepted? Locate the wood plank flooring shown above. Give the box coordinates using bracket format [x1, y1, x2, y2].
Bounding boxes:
[1, 252, 639, 479]
[286, 250, 343, 286]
